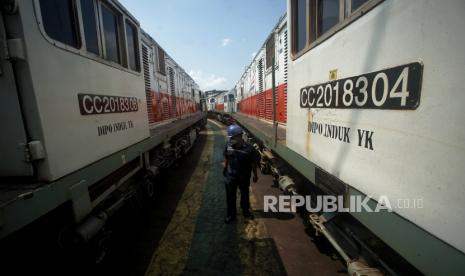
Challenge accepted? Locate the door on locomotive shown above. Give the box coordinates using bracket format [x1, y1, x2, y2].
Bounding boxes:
[0, 10, 33, 177]
[227, 93, 236, 113]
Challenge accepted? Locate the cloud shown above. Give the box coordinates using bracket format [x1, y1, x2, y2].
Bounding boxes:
[189, 69, 227, 90]
[222, 38, 232, 47]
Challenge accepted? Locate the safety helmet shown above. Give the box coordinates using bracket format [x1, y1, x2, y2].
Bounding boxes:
[227, 124, 243, 138]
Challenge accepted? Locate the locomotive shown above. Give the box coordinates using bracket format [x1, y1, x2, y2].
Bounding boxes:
[0, 0, 206, 253]
[229, 0, 465, 275]
[235, 14, 288, 125]
[207, 89, 237, 123]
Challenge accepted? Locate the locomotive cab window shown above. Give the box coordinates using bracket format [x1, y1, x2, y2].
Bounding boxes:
[100, 3, 121, 64]
[292, 0, 307, 54]
[291, 0, 382, 57]
[125, 20, 140, 71]
[81, 0, 100, 55]
[39, 0, 80, 48]
[351, 0, 370, 12]
[317, 0, 340, 36]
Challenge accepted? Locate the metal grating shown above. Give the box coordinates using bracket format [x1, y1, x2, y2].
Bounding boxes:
[258, 91, 265, 118]
[258, 58, 264, 92]
[142, 45, 154, 123]
[284, 30, 288, 84]
[157, 46, 166, 75]
[168, 67, 177, 116]
[142, 46, 151, 91]
[265, 91, 273, 120]
[283, 30, 288, 123]
[162, 99, 170, 120]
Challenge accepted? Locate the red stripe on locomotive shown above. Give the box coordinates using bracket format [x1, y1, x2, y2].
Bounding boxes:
[238, 83, 287, 124]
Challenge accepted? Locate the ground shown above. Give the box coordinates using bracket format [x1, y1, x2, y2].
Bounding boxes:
[139, 120, 346, 276]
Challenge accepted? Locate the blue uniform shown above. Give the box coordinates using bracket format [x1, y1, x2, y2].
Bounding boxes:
[223, 141, 260, 217]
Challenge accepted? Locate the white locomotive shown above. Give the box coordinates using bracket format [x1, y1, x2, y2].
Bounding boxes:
[231, 0, 465, 274]
[0, 0, 206, 251]
[235, 14, 288, 124]
[207, 89, 236, 123]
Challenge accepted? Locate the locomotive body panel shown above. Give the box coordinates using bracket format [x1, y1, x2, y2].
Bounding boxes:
[9, 0, 150, 182]
[237, 15, 288, 124]
[0, 12, 32, 176]
[286, 0, 465, 254]
[141, 33, 201, 127]
[0, 0, 205, 243]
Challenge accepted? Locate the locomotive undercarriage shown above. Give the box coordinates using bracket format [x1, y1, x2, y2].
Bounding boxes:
[238, 127, 421, 276]
[63, 126, 201, 263]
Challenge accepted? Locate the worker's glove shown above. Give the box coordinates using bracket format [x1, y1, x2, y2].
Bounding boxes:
[252, 175, 258, 183]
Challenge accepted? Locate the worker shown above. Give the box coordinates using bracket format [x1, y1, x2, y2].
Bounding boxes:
[223, 124, 260, 223]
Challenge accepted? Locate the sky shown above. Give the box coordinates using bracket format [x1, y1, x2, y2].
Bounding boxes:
[119, 0, 287, 91]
